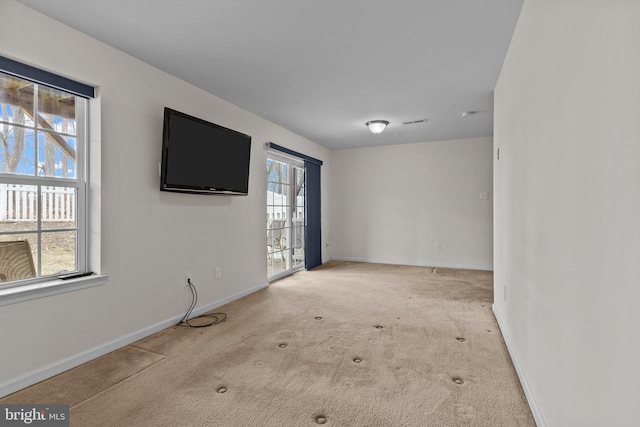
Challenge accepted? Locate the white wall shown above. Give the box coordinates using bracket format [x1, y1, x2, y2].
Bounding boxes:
[0, 0, 330, 395]
[330, 137, 493, 270]
[493, 0, 640, 426]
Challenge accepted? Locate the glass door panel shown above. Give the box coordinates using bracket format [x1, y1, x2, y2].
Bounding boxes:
[267, 157, 305, 279]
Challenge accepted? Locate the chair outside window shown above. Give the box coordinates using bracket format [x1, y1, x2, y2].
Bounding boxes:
[0, 240, 37, 282]
[267, 219, 286, 263]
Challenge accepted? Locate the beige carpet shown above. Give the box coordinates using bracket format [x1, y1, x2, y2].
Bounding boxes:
[2, 261, 535, 426]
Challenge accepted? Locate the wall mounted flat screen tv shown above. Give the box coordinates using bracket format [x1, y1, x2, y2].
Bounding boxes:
[160, 107, 251, 195]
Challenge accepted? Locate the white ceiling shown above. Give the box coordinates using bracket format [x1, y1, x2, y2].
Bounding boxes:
[17, 0, 523, 150]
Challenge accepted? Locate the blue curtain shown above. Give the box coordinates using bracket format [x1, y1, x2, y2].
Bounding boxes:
[267, 143, 323, 270]
[303, 160, 322, 270]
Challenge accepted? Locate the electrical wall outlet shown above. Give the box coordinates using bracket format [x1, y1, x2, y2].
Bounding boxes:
[435, 242, 442, 251]
[214, 267, 221, 279]
[185, 274, 192, 286]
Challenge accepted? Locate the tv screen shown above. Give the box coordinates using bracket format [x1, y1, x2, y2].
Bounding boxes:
[160, 108, 251, 195]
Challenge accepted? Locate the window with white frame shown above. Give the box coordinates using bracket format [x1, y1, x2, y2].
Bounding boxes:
[267, 154, 306, 279]
[0, 71, 88, 286]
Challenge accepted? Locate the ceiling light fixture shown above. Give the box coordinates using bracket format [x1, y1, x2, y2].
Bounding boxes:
[366, 120, 389, 134]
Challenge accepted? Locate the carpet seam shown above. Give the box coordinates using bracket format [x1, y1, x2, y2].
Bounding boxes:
[127, 343, 171, 358]
[69, 354, 168, 409]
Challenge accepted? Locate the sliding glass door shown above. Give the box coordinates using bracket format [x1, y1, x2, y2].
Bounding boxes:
[267, 155, 305, 279]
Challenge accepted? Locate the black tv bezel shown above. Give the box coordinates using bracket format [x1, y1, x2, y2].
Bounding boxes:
[160, 107, 251, 196]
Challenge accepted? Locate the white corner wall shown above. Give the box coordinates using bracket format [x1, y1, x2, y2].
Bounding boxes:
[493, 1, 640, 426]
[330, 137, 493, 270]
[0, 0, 330, 396]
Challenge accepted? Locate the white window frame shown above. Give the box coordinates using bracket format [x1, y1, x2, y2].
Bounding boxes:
[0, 71, 107, 307]
[267, 152, 306, 281]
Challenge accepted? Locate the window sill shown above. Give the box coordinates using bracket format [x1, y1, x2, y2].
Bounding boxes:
[0, 274, 109, 307]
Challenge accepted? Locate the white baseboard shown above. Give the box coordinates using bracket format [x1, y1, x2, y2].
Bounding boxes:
[331, 256, 493, 271]
[492, 304, 546, 427]
[0, 281, 268, 398]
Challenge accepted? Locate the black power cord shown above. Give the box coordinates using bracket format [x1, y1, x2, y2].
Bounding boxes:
[178, 278, 227, 328]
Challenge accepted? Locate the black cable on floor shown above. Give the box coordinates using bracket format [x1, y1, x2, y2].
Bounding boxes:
[178, 278, 227, 328]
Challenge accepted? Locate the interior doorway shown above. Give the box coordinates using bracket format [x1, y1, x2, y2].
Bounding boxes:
[267, 155, 305, 280]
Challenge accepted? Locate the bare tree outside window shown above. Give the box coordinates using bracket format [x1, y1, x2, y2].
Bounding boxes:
[1, 105, 26, 173]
